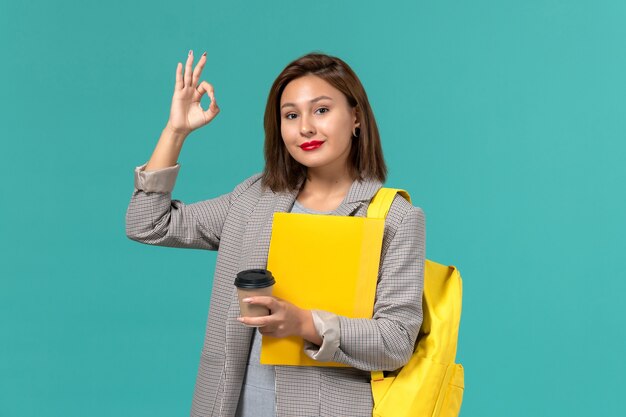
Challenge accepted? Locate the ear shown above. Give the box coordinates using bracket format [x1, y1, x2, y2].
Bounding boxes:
[352, 106, 361, 128]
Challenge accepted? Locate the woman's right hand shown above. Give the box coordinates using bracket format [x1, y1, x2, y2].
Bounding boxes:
[166, 50, 220, 136]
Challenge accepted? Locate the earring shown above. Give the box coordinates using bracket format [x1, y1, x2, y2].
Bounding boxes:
[352, 126, 360, 138]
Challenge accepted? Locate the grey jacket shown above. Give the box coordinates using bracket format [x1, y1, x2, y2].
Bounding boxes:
[125, 163, 425, 417]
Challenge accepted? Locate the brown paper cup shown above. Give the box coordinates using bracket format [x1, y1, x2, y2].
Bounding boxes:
[237, 285, 274, 326]
[234, 269, 276, 327]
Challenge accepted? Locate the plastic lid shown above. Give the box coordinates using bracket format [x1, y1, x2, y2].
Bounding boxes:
[234, 269, 275, 289]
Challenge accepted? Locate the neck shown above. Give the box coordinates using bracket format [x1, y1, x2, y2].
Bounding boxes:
[301, 164, 355, 198]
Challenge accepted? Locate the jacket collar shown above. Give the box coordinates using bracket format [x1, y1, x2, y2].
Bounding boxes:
[272, 176, 384, 217]
[343, 177, 385, 204]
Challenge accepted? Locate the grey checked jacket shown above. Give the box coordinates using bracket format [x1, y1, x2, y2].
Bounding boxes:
[125, 163, 425, 417]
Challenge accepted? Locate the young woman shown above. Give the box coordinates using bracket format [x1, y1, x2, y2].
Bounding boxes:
[125, 50, 425, 417]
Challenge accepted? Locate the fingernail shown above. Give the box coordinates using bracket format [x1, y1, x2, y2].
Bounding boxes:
[189, 49, 193, 55]
[202, 51, 207, 57]
[242, 298, 252, 303]
[237, 317, 244, 322]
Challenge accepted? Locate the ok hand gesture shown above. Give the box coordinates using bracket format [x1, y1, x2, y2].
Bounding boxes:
[166, 50, 220, 135]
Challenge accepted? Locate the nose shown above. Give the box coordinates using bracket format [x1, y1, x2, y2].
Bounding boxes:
[300, 115, 316, 137]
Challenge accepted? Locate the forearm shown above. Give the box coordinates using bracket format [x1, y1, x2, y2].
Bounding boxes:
[303, 309, 421, 371]
[145, 123, 188, 171]
[299, 309, 323, 346]
[334, 314, 421, 370]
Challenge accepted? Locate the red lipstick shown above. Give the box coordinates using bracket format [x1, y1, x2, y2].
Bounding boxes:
[300, 140, 324, 151]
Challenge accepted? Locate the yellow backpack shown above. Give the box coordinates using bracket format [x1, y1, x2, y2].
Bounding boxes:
[367, 188, 465, 417]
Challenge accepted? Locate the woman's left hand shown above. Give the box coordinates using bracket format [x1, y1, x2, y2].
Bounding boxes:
[237, 296, 322, 345]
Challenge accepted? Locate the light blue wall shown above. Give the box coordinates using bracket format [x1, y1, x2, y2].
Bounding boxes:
[1, 1, 624, 416]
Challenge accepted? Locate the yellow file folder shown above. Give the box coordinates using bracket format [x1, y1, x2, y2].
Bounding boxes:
[260, 212, 386, 367]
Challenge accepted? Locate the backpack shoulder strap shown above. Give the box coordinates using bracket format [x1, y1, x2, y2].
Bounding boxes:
[367, 188, 412, 219]
[368, 187, 411, 384]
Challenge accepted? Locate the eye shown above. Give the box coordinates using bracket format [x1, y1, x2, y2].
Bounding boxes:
[285, 113, 297, 120]
[316, 107, 329, 115]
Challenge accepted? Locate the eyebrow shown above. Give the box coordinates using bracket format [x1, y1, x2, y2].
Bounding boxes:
[280, 95, 333, 109]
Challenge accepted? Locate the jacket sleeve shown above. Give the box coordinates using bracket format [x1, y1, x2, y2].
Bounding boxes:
[304, 199, 425, 371]
[125, 162, 260, 251]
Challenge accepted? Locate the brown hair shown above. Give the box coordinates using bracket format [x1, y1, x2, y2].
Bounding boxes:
[261, 52, 387, 192]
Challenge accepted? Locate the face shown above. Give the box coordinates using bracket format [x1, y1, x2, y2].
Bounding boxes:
[279, 75, 359, 174]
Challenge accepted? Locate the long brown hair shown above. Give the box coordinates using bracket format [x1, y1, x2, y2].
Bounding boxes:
[261, 52, 387, 192]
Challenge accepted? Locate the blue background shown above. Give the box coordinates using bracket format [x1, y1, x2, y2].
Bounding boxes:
[1, 1, 624, 416]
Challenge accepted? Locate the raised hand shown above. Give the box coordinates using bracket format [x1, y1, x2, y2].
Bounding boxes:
[166, 50, 220, 135]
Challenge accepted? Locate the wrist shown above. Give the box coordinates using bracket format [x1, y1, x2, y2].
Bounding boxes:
[299, 309, 323, 346]
[164, 122, 191, 142]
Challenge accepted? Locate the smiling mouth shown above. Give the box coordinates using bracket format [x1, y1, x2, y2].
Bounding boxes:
[300, 141, 324, 151]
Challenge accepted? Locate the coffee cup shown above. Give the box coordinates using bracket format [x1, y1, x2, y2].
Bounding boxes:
[234, 269, 276, 325]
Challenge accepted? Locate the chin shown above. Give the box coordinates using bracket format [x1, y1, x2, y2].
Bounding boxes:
[291, 155, 327, 168]
[292, 159, 319, 169]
